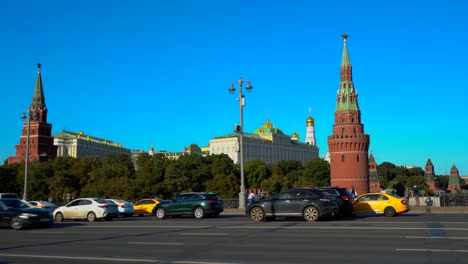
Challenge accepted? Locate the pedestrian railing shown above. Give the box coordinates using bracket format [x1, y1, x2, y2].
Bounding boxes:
[439, 194, 468, 206]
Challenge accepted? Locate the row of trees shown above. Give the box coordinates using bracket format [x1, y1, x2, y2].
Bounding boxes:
[0, 153, 455, 203]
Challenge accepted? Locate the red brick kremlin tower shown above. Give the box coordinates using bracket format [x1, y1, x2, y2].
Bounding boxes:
[8, 64, 57, 164]
[328, 34, 370, 195]
[424, 157, 436, 191]
[368, 153, 381, 193]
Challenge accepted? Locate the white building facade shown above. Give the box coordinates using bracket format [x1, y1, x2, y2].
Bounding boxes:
[54, 130, 132, 160]
[210, 118, 319, 164]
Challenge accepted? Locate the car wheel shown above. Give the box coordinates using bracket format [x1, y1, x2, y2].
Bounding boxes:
[384, 207, 396, 217]
[54, 212, 64, 222]
[156, 208, 166, 219]
[194, 207, 205, 219]
[249, 206, 265, 222]
[87, 212, 97, 222]
[10, 217, 24, 230]
[303, 206, 320, 221]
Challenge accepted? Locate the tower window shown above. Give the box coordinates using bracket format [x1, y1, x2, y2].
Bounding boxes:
[342, 155, 345, 162]
[357, 155, 360, 162]
[342, 128, 345, 135]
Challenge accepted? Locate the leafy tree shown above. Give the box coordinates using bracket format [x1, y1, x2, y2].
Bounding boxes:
[302, 158, 330, 187]
[260, 174, 290, 197]
[276, 160, 303, 176]
[205, 173, 239, 198]
[0, 163, 21, 193]
[245, 159, 269, 189]
[132, 153, 168, 200]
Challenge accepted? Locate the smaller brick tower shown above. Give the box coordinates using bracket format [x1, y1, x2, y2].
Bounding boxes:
[447, 164, 461, 191]
[368, 153, 381, 192]
[8, 63, 57, 164]
[424, 157, 436, 191]
[328, 34, 370, 195]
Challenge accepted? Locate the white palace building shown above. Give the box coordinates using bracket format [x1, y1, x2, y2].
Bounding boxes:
[209, 114, 319, 165]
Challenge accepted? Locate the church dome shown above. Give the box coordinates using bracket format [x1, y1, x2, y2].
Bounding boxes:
[291, 132, 299, 140]
[263, 118, 274, 128]
[306, 116, 314, 126]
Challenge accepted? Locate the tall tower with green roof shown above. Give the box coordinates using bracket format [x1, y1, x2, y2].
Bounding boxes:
[368, 153, 381, 192]
[447, 164, 461, 191]
[424, 157, 436, 190]
[8, 64, 57, 164]
[327, 34, 370, 194]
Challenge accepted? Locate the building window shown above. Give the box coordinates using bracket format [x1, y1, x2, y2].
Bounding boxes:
[342, 155, 345, 162]
[357, 155, 360, 162]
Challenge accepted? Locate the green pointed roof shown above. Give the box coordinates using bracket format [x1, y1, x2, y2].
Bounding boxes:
[31, 63, 46, 111]
[335, 34, 359, 112]
[341, 34, 351, 67]
[369, 153, 376, 164]
[450, 164, 458, 171]
[425, 157, 434, 167]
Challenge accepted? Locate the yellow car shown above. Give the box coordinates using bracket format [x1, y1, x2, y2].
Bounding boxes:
[352, 193, 409, 217]
[133, 198, 162, 216]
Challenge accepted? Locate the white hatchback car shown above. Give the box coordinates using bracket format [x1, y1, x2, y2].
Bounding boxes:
[53, 198, 118, 222]
[106, 199, 134, 217]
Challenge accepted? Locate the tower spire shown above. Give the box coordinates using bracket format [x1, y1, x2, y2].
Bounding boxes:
[30, 62, 48, 122]
[336, 33, 359, 112]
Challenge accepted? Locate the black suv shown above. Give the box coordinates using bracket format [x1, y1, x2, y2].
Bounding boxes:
[314, 187, 355, 217]
[247, 188, 339, 222]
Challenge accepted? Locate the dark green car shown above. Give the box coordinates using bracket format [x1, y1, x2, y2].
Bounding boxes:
[155, 192, 224, 219]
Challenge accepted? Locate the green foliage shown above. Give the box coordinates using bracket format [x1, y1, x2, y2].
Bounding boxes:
[245, 159, 269, 188]
[205, 173, 239, 198]
[302, 158, 330, 187]
[260, 174, 291, 196]
[0, 163, 21, 193]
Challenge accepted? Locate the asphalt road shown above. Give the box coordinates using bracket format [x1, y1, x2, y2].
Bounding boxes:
[1, 213, 468, 264]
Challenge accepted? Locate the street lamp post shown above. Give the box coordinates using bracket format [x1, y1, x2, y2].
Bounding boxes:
[21, 111, 31, 201]
[229, 76, 253, 210]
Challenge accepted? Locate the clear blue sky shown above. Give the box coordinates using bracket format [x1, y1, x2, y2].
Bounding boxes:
[1, 0, 466, 175]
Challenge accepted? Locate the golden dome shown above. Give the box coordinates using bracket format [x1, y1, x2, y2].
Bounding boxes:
[292, 132, 299, 139]
[306, 116, 314, 126]
[262, 118, 274, 128]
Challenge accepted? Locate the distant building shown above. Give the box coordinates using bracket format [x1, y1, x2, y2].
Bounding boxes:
[424, 157, 436, 191]
[53, 130, 131, 160]
[447, 164, 462, 191]
[8, 64, 57, 164]
[328, 34, 370, 195]
[210, 117, 319, 165]
[368, 153, 381, 192]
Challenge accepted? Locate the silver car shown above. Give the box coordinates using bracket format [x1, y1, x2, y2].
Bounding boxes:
[53, 198, 118, 222]
[106, 199, 134, 217]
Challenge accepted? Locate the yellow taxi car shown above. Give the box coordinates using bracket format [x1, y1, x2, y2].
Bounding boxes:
[133, 198, 162, 216]
[352, 192, 409, 217]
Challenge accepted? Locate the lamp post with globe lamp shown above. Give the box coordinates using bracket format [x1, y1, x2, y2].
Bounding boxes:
[228, 76, 253, 210]
[21, 110, 37, 201]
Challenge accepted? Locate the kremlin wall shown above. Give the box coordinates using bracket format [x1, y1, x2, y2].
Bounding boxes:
[7, 36, 466, 193]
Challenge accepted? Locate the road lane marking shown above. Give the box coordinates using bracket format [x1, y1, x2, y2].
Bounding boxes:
[405, 236, 468, 240]
[73, 225, 468, 231]
[174, 261, 243, 264]
[129, 242, 184, 245]
[0, 254, 159, 262]
[179, 233, 229, 236]
[0, 253, 243, 264]
[396, 248, 468, 253]
[30, 231, 65, 234]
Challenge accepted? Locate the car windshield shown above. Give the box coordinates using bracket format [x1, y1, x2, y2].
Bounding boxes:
[318, 189, 340, 197]
[386, 193, 403, 199]
[1, 199, 33, 209]
[94, 198, 110, 204]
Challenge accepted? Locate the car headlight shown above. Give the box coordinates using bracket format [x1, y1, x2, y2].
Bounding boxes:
[19, 213, 38, 219]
